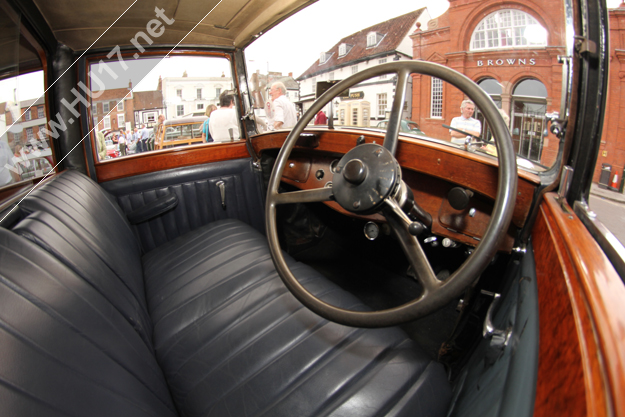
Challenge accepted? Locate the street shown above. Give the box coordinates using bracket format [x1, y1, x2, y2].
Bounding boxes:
[589, 194, 625, 245]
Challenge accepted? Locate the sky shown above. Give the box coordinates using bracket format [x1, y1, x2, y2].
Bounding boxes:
[1, 0, 623, 103]
[245, 0, 450, 78]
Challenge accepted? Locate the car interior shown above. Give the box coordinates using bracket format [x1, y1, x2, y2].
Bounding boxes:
[0, 0, 623, 416]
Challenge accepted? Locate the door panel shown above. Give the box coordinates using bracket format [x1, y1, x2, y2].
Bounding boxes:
[531, 193, 625, 417]
[100, 158, 265, 252]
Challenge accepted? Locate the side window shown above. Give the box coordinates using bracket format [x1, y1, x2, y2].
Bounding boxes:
[87, 55, 236, 161]
[0, 11, 54, 190]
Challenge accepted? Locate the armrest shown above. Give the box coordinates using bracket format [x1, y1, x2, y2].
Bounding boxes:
[127, 192, 178, 224]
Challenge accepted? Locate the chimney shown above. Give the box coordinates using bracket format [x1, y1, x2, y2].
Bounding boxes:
[288, 72, 293, 77]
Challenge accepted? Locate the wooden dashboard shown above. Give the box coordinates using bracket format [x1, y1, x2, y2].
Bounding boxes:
[253, 129, 540, 252]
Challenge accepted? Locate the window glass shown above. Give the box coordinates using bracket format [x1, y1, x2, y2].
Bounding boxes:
[470, 9, 547, 51]
[88, 55, 234, 160]
[0, 11, 53, 189]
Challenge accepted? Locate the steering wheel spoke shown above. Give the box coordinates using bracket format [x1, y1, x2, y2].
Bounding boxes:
[383, 68, 411, 156]
[272, 187, 334, 205]
[382, 198, 440, 294]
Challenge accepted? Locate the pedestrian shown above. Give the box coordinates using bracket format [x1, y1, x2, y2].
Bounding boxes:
[118, 130, 127, 156]
[265, 82, 297, 130]
[314, 110, 327, 125]
[201, 104, 218, 142]
[209, 92, 241, 142]
[449, 99, 481, 145]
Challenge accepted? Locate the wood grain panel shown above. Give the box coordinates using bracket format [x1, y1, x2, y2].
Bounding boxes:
[253, 130, 538, 228]
[279, 152, 516, 250]
[532, 193, 625, 417]
[95, 142, 250, 182]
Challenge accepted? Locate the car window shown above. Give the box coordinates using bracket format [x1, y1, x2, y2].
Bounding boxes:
[87, 55, 239, 161]
[245, 0, 569, 173]
[0, 11, 54, 190]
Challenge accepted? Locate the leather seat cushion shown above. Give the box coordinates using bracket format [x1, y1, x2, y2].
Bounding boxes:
[144, 219, 451, 417]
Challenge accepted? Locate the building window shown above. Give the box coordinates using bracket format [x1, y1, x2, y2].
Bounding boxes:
[351, 65, 358, 74]
[367, 32, 376, 47]
[215, 88, 221, 98]
[24, 110, 31, 121]
[103, 102, 110, 113]
[197, 88, 202, 99]
[511, 79, 548, 162]
[367, 32, 383, 47]
[117, 101, 124, 111]
[339, 43, 347, 56]
[93, 117, 98, 128]
[312, 77, 317, 94]
[430, 78, 443, 118]
[176, 89, 182, 98]
[26, 127, 33, 140]
[103, 116, 111, 129]
[37, 106, 44, 119]
[377, 93, 387, 117]
[92, 104, 97, 114]
[118, 114, 125, 127]
[176, 105, 184, 117]
[470, 9, 547, 51]
[378, 59, 387, 80]
[329, 72, 335, 81]
[146, 113, 156, 123]
[197, 103, 204, 110]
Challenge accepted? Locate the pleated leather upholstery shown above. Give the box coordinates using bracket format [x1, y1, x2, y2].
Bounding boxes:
[5, 170, 452, 417]
[144, 219, 451, 417]
[0, 229, 177, 417]
[101, 159, 266, 252]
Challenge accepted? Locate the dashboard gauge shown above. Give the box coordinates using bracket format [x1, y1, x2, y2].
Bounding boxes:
[364, 221, 380, 240]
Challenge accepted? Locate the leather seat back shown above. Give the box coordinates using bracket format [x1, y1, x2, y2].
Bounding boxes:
[0, 228, 177, 417]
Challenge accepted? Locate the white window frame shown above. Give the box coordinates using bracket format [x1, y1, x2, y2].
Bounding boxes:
[377, 93, 387, 118]
[470, 9, 546, 51]
[117, 101, 124, 111]
[24, 110, 31, 121]
[103, 115, 111, 129]
[37, 106, 44, 119]
[339, 43, 347, 56]
[367, 32, 377, 47]
[430, 77, 443, 118]
[329, 72, 335, 81]
[103, 102, 110, 113]
[26, 127, 33, 140]
[92, 104, 97, 114]
[118, 114, 125, 127]
[197, 103, 204, 110]
[176, 105, 184, 117]
[351, 65, 358, 74]
[176, 89, 182, 98]
[197, 88, 202, 99]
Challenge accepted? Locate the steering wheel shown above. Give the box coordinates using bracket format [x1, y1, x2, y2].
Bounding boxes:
[265, 61, 517, 328]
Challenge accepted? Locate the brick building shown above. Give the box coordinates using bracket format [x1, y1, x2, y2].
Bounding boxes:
[598, 4, 625, 184]
[410, 0, 567, 167]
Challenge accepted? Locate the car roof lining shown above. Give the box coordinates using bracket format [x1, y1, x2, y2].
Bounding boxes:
[29, 0, 317, 52]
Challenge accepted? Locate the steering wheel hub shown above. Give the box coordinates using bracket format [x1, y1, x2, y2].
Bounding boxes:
[332, 143, 401, 213]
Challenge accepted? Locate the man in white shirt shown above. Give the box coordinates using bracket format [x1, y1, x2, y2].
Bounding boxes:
[209, 93, 240, 142]
[265, 82, 297, 130]
[0, 139, 16, 186]
[449, 99, 482, 145]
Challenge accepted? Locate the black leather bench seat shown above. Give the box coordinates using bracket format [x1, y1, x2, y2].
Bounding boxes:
[0, 170, 452, 416]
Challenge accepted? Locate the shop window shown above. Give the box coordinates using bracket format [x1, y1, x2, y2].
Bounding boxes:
[511, 79, 548, 162]
[470, 9, 547, 51]
[475, 78, 503, 142]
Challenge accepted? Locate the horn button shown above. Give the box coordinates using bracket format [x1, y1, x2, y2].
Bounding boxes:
[332, 143, 402, 213]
